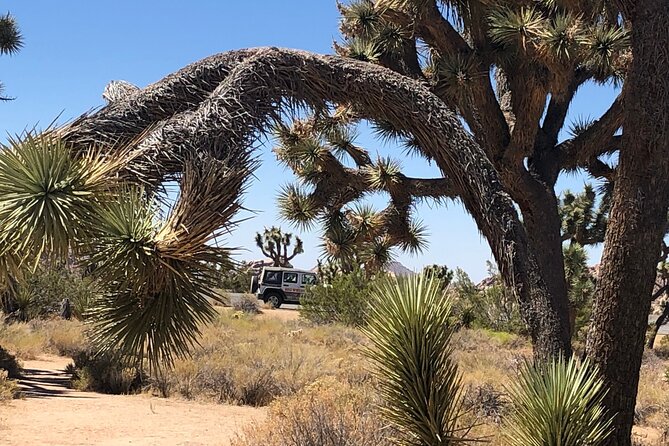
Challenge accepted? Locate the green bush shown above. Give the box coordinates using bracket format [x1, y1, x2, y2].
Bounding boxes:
[67, 349, 145, 394]
[504, 356, 613, 446]
[300, 269, 372, 326]
[4, 263, 98, 321]
[449, 268, 524, 333]
[219, 262, 254, 293]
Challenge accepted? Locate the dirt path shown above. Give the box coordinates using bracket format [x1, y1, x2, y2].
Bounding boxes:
[0, 355, 265, 446]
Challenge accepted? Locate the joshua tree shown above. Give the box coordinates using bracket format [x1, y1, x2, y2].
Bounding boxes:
[0, 13, 23, 100]
[584, 1, 669, 443]
[47, 0, 666, 441]
[254, 226, 304, 267]
[274, 0, 634, 360]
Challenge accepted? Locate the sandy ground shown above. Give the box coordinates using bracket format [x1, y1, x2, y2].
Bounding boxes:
[0, 355, 265, 446]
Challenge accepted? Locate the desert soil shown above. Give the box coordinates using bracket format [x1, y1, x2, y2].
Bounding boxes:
[0, 355, 265, 446]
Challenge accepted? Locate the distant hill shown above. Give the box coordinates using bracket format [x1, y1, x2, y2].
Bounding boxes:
[385, 261, 415, 277]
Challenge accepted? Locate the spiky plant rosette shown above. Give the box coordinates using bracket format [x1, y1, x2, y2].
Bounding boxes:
[362, 274, 475, 445]
[503, 356, 613, 446]
[86, 154, 251, 369]
[0, 133, 127, 267]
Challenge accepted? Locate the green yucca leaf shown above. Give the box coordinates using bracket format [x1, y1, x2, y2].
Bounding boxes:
[583, 24, 630, 84]
[0, 133, 124, 266]
[360, 235, 396, 272]
[363, 274, 475, 445]
[348, 203, 383, 237]
[538, 12, 586, 61]
[504, 356, 614, 446]
[400, 218, 429, 255]
[364, 157, 403, 190]
[277, 183, 319, 230]
[435, 54, 481, 103]
[87, 154, 246, 371]
[488, 7, 545, 53]
[341, 0, 381, 39]
[346, 37, 383, 62]
[376, 22, 407, 56]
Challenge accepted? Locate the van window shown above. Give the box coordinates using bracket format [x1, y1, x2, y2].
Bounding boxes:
[283, 272, 298, 284]
[301, 274, 317, 285]
[263, 270, 282, 285]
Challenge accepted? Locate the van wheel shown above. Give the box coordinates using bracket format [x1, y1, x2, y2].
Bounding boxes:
[265, 291, 283, 309]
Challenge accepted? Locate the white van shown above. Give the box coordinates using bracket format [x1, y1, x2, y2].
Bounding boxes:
[249, 267, 317, 308]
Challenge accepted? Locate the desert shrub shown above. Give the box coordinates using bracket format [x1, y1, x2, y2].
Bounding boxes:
[364, 274, 472, 445]
[449, 268, 524, 333]
[232, 294, 261, 314]
[231, 377, 391, 446]
[300, 269, 372, 326]
[0, 345, 21, 378]
[504, 356, 613, 446]
[152, 312, 369, 406]
[0, 369, 19, 402]
[463, 383, 508, 424]
[67, 349, 145, 394]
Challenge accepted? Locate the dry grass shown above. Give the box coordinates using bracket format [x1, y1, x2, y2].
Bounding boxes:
[152, 309, 371, 406]
[1, 312, 666, 445]
[0, 319, 86, 360]
[231, 377, 391, 446]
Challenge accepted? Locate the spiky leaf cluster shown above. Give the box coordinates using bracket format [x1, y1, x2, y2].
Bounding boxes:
[337, 0, 415, 73]
[274, 114, 432, 272]
[0, 13, 23, 100]
[504, 356, 613, 446]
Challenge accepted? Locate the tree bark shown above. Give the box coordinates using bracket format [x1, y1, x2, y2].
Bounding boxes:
[585, 1, 669, 444]
[522, 192, 572, 344]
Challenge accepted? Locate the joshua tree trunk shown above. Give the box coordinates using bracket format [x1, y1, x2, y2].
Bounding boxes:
[586, 1, 669, 444]
[522, 191, 572, 344]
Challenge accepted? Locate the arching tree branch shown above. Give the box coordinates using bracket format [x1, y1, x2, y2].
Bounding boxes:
[62, 47, 570, 358]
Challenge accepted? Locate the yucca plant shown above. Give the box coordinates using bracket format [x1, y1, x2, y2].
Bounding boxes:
[0, 132, 251, 371]
[86, 154, 247, 371]
[504, 356, 614, 446]
[363, 274, 474, 445]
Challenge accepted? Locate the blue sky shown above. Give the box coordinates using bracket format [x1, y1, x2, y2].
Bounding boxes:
[0, 1, 617, 281]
